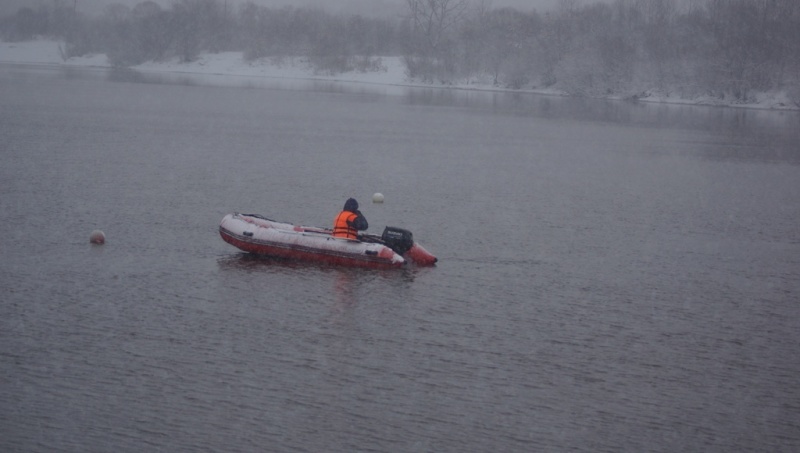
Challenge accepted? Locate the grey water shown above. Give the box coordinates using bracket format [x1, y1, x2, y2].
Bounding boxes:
[1, 64, 798, 452]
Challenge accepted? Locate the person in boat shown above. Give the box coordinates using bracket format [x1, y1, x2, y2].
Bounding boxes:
[333, 198, 368, 240]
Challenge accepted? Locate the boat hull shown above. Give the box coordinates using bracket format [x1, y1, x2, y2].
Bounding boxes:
[219, 213, 410, 269]
[405, 242, 437, 266]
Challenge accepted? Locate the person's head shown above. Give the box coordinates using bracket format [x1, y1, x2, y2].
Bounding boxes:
[344, 198, 359, 212]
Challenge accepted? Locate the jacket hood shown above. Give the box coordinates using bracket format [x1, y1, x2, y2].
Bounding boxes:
[344, 198, 359, 211]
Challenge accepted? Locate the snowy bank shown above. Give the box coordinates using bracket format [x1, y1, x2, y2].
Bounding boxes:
[1, 39, 797, 111]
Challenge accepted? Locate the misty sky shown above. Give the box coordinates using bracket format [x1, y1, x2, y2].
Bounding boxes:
[0, 0, 567, 18]
[245, 0, 563, 11]
[240, 0, 565, 17]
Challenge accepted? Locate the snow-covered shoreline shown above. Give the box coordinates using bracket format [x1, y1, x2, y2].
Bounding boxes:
[2, 39, 797, 111]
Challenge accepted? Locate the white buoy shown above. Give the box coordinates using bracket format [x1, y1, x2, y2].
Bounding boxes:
[90, 230, 105, 244]
[372, 192, 384, 203]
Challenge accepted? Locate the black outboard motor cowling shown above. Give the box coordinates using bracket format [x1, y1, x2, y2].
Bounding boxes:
[381, 226, 414, 255]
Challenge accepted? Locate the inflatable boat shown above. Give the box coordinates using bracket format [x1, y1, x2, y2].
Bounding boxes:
[219, 213, 437, 269]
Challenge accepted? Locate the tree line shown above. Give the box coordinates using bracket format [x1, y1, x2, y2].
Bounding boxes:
[2, 0, 798, 104]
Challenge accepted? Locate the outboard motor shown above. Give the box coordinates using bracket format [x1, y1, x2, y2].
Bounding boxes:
[381, 226, 414, 255]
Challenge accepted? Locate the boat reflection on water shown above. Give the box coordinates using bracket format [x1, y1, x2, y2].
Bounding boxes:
[216, 252, 425, 319]
[216, 252, 423, 283]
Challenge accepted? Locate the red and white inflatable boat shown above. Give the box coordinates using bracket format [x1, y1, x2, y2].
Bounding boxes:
[219, 213, 437, 269]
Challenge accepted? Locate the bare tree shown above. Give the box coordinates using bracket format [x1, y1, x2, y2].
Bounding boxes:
[406, 0, 470, 53]
[404, 0, 471, 81]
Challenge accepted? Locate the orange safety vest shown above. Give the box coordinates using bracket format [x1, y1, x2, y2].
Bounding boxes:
[333, 211, 358, 239]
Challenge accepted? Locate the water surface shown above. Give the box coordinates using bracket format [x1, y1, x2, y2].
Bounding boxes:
[1, 65, 799, 452]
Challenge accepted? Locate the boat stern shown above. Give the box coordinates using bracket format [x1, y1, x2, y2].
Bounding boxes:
[405, 242, 437, 266]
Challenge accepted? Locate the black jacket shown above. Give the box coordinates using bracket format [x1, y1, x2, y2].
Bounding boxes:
[348, 209, 368, 231]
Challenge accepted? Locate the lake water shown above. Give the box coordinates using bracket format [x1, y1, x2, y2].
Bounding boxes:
[1, 64, 799, 452]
